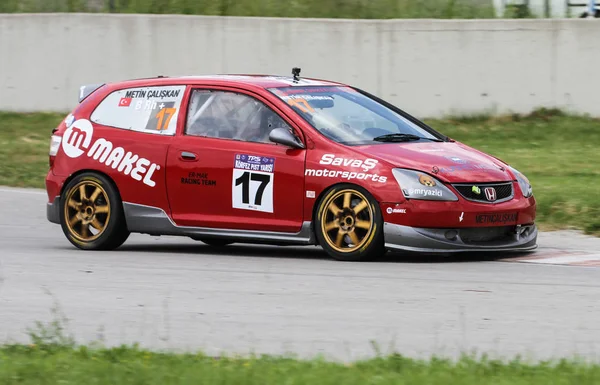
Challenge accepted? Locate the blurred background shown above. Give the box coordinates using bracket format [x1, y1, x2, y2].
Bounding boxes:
[0, 0, 598, 18]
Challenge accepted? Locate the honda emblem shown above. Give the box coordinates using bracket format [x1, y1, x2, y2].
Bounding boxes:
[484, 187, 497, 201]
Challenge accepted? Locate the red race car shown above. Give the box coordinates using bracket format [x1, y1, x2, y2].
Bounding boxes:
[45, 68, 537, 261]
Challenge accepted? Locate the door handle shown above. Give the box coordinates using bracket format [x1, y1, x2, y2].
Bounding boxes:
[180, 151, 197, 161]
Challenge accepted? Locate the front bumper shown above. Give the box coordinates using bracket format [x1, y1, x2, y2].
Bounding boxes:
[383, 222, 537, 253]
[47, 196, 60, 224]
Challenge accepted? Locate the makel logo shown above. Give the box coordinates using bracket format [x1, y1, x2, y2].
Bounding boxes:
[61, 119, 160, 187]
[386, 207, 406, 214]
[484, 187, 497, 201]
[62, 119, 94, 158]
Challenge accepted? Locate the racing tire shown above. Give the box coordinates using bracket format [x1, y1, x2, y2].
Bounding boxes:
[195, 237, 234, 247]
[59, 172, 130, 250]
[315, 184, 386, 262]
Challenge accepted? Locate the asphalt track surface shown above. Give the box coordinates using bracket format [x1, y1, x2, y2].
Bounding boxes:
[1, 186, 600, 362]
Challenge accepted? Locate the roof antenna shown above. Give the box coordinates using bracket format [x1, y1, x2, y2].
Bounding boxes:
[292, 67, 301, 82]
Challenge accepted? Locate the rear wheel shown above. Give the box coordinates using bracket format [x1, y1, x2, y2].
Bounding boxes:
[59, 173, 130, 250]
[315, 185, 385, 261]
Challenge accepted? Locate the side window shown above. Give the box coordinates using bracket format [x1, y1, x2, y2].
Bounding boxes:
[185, 89, 291, 144]
[90, 85, 186, 135]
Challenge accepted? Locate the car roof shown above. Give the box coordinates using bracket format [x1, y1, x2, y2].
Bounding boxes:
[106, 74, 347, 90]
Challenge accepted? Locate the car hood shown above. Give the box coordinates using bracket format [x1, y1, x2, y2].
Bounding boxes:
[356, 141, 513, 183]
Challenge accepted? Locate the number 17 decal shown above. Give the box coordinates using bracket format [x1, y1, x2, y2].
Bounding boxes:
[232, 154, 276, 213]
[232, 169, 273, 213]
[155, 107, 176, 131]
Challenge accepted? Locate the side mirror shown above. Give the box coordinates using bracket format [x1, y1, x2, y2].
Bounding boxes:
[269, 127, 305, 149]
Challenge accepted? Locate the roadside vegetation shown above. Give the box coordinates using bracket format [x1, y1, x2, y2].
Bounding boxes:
[2, 316, 600, 385]
[1, 0, 504, 19]
[0, 108, 598, 234]
[3, 343, 600, 385]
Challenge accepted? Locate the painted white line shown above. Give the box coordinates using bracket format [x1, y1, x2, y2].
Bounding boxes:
[0, 188, 46, 195]
[573, 260, 600, 267]
[500, 249, 594, 260]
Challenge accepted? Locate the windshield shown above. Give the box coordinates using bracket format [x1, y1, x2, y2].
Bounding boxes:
[268, 86, 442, 146]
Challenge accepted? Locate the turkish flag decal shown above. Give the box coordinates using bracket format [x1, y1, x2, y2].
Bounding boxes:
[119, 97, 132, 107]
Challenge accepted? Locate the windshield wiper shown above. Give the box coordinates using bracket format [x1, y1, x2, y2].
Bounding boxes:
[372, 133, 443, 142]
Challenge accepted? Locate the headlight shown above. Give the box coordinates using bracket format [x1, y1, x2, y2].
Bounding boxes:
[509, 166, 533, 198]
[392, 169, 458, 201]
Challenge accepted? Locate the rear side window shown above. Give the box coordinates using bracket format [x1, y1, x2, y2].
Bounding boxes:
[90, 85, 186, 135]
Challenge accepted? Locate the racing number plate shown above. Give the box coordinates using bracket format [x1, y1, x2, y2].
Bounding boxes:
[232, 154, 275, 213]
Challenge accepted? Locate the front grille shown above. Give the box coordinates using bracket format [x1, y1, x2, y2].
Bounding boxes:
[452, 182, 513, 203]
[459, 226, 515, 244]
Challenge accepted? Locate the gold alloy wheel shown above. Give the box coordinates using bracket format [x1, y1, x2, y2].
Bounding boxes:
[64, 180, 111, 242]
[320, 189, 375, 253]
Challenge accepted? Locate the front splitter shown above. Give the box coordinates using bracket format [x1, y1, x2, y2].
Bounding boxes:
[383, 222, 537, 253]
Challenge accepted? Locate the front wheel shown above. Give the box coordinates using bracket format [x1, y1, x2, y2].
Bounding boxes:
[59, 172, 130, 250]
[315, 184, 386, 261]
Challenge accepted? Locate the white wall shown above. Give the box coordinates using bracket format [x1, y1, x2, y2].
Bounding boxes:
[1, 14, 599, 118]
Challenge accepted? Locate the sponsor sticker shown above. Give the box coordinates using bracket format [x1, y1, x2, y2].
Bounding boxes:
[280, 95, 334, 101]
[475, 212, 518, 224]
[319, 154, 377, 172]
[306, 191, 316, 199]
[305, 169, 387, 183]
[124, 88, 181, 99]
[181, 171, 216, 186]
[386, 207, 406, 214]
[418, 174, 436, 187]
[60, 119, 160, 187]
[439, 163, 498, 174]
[273, 86, 358, 95]
[406, 188, 442, 197]
[305, 154, 387, 184]
[234, 154, 275, 173]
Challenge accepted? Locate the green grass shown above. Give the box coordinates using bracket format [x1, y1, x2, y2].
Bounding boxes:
[0, 109, 599, 234]
[2, 343, 600, 385]
[0, 112, 66, 189]
[1, 0, 501, 19]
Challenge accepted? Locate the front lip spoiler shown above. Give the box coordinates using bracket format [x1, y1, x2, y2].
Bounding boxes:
[383, 222, 537, 253]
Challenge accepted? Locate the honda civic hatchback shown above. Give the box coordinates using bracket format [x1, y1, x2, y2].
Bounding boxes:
[45, 69, 537, 261]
